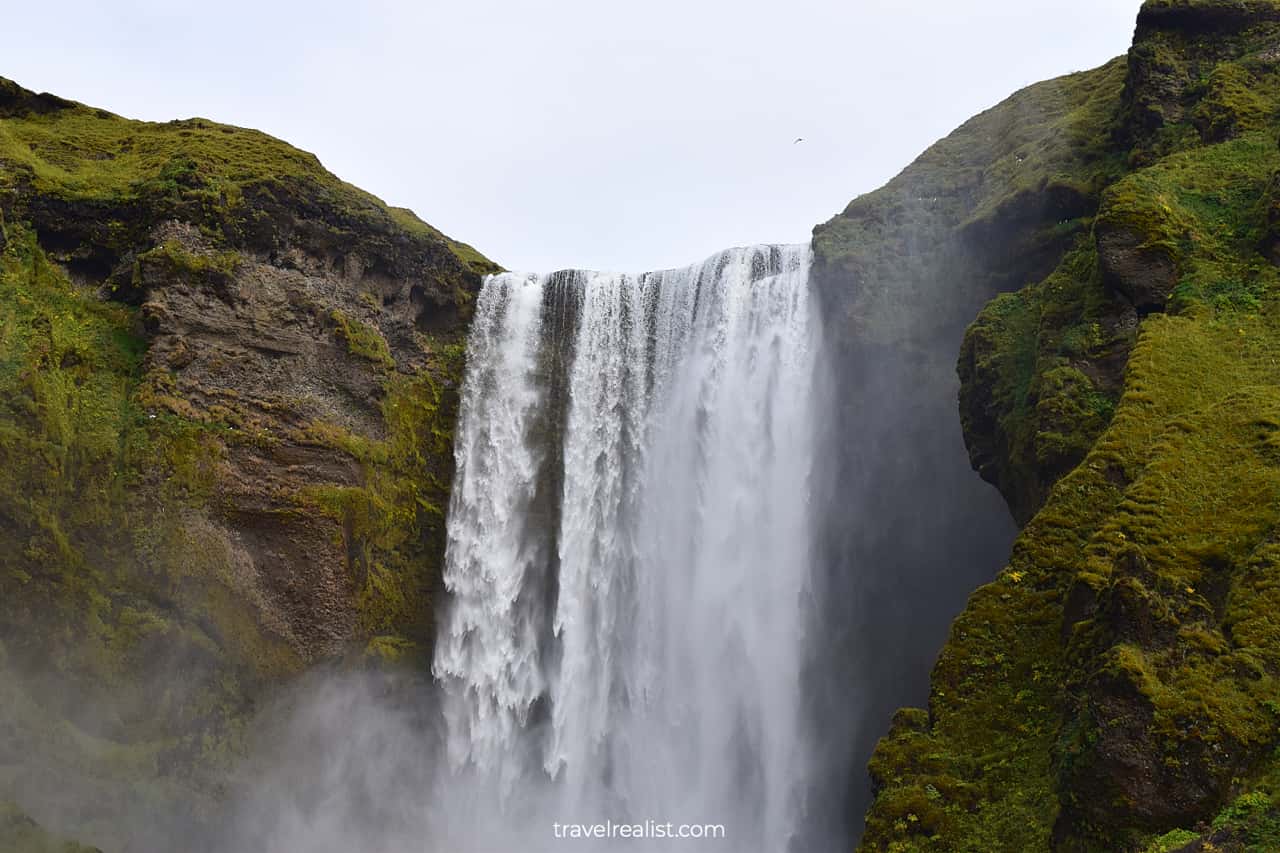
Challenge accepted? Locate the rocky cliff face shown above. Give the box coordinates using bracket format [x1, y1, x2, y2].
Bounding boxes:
[849, 1, 1280, 850]
[803, 38, 1135, 845]
[0, 77, 495, 850]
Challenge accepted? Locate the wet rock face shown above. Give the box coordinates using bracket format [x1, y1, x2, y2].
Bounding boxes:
[138, 222, 419, 436]
[0, 74, 496, 670]
[130, 220, 461, 661]
[1096, 223, 1179, 313]
[1054, 686, 1233, 846]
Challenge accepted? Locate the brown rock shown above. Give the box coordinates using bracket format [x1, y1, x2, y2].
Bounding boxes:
[1097, 224, 1179, 313]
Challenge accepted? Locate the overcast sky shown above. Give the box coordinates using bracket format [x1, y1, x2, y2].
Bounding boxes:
[8, 1, 1138, 272]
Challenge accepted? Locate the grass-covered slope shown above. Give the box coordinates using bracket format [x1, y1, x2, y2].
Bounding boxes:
[0, 77, 493, 282]
[861, 1, 1280, 849]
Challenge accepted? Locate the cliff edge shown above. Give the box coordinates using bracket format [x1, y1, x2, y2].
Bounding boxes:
[851, 1, 1280, 849]
[0, 77, 495, 849]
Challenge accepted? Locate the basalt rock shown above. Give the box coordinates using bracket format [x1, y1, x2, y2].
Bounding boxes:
[1096, 222, 1180, 313]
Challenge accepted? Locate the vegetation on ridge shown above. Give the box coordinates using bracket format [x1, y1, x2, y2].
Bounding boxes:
[0, 76, 494, 281]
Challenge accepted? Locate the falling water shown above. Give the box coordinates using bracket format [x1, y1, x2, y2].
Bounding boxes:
[431, 245, 822, 851]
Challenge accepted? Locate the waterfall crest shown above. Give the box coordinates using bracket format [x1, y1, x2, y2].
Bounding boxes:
[432, 244, 822, 851]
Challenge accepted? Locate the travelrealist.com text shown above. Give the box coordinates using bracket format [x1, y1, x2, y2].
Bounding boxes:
[552, 821, 727, 840]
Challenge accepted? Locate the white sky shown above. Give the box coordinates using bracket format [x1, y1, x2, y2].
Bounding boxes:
[8, 1, 1138, 272]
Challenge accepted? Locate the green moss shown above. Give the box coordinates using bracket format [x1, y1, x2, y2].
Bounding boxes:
[0, 225, 290, 670]
[1192, 63, 1274, 142]
[960, 58, 1129, 232]
[967, 130, 1280, 523]
[0, 81, 495, 277]
[135, 239, 241, 289]
[387, 206, 493, 275]
[299, 339, 465, 654]
[1103, 132, 1280, 311]
[330, 309, 394, 368]
[1124, 2, 1280, 162]
[960, 239, 1130, 522]
[1143, 827, 1201, 852]
[1149, 790, 1280, 852]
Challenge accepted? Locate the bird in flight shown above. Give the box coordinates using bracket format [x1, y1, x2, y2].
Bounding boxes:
[794, 137, 804, 144]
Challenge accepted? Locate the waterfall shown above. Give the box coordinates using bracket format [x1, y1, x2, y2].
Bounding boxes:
[431, 245, 822, 851]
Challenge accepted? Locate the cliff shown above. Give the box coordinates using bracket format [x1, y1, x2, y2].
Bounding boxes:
[0, 801, 99, 853]
[842, 1, 1280, 849]
[0, 77, 495, 849]
[7, 1, 1280, 847]
[805, 28, 1129, 846]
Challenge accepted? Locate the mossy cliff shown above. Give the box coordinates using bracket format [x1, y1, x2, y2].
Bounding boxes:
[0, 77, 495, 849]
[0, 801, 99, 853]
[838, 1, 1280, 849]
[806, 26, 1124, 844]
